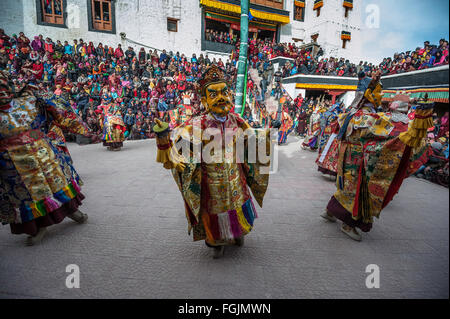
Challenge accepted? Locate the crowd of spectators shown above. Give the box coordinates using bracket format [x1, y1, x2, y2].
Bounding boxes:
[205, 29, 238, 46]
[0, 29, 242, 141]
[238, 37, 449, 79]
[414, 112, 449, 187]
[0, 28, 448, 187]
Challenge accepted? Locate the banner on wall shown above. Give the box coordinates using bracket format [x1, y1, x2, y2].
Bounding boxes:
[231, 23, 258, 33]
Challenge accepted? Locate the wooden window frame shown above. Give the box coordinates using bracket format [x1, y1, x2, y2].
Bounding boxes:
[342, 39, 348, 49]
[251, 0, 284, 10]
[294, 3, 305, 22]
[343, 1, 353, 18]
[344, 7, 350, 18]
[167, 18, 179, 32]
[36, 0, 68, 28]
[87, 0, 116, 34]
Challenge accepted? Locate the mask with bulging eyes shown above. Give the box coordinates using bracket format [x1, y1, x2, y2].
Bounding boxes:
[201, 82, 232, 117]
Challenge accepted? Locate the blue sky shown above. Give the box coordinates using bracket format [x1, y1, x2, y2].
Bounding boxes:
[360, 0, 449, 64]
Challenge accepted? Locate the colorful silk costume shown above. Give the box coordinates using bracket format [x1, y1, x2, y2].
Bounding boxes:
[169, 112, 270, 245]
[278, 111, 293, 145]
[326, 91, 434, 232]
[0, 74, 88, 235]
[317, 98, 430, 178]
[99, 103, 125, 149]
[154, 65, 271, 246]
[302, 105, 326, 150]
[315, 104, 342, 176]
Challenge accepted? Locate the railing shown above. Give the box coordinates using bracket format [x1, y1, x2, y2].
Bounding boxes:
[201, 40, 235, 54]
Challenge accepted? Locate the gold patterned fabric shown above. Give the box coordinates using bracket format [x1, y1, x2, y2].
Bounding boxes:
[334, 104, 433, 225]
[0, 94, 85, 224]
[167, 112, 270, 244]
[8, 139, 67, 201]
[99, 104, 125, 144]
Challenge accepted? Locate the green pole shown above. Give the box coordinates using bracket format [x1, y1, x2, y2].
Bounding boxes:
[234, 0, 249, 115]
[240, 60, 248, 117]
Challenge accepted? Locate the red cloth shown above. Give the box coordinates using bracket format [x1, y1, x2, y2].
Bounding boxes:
[382, 146, 412, 209]
[32, 63, 44, 79]
[114, 47, 124, 58]
[44, 42, 54, 53]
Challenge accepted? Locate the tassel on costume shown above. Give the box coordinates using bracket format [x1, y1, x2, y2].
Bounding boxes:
[156, 133, 172, 164]
[200, 199, 257, 243]
[153, 119, 185, 172]
[43, 197, 60, 212]
[399, 102, 434, 148]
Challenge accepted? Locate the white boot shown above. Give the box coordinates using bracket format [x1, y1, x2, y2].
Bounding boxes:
[320, 210, 337, 222]
[68, 210, 88, 224]
[341, 224, 362, 241]
[26, 227, 48, 246]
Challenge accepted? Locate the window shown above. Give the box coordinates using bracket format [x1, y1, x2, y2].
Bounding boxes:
[343, 0, 353, 18]
[341, 31, 351, 49]
[251, 0, 284, 10]
[294, 1, 305, 22]
[88, 0, 114, 32]
[167, 18, 178, 32]
[37, 0, 66, 27]
[313, 0, 323, 17]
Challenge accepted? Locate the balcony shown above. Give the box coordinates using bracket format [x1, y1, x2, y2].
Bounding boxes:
[200, 0, 289, 24]
[201, 39, 235, 54]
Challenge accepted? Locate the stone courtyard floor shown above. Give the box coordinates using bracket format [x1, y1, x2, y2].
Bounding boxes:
[0, 136, 448, 298]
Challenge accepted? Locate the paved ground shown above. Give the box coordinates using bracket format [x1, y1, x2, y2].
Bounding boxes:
[0, 136, 448, 299]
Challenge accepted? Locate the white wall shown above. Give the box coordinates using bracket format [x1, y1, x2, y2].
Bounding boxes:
[279, 0, 363, 63]
[279, 0, 308, 43]
[319, 0, 362, 62]
[1, 0, 203, 57]
[0, 0, 25, 36]
[281, 82, 297, 99]
[1, 0, 364, 62]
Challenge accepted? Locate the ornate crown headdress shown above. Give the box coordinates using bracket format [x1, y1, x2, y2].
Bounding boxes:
[197, 64, 229, 96]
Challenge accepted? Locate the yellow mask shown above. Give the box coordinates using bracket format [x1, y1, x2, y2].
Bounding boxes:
[201, 82, 232, 117]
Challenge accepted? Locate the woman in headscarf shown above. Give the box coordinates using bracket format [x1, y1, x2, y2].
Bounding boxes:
[138, 47, 146, 66]
[17, 32, 31, 57]
[31, 36, 43, 53]
[86, 41, 95, 56]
